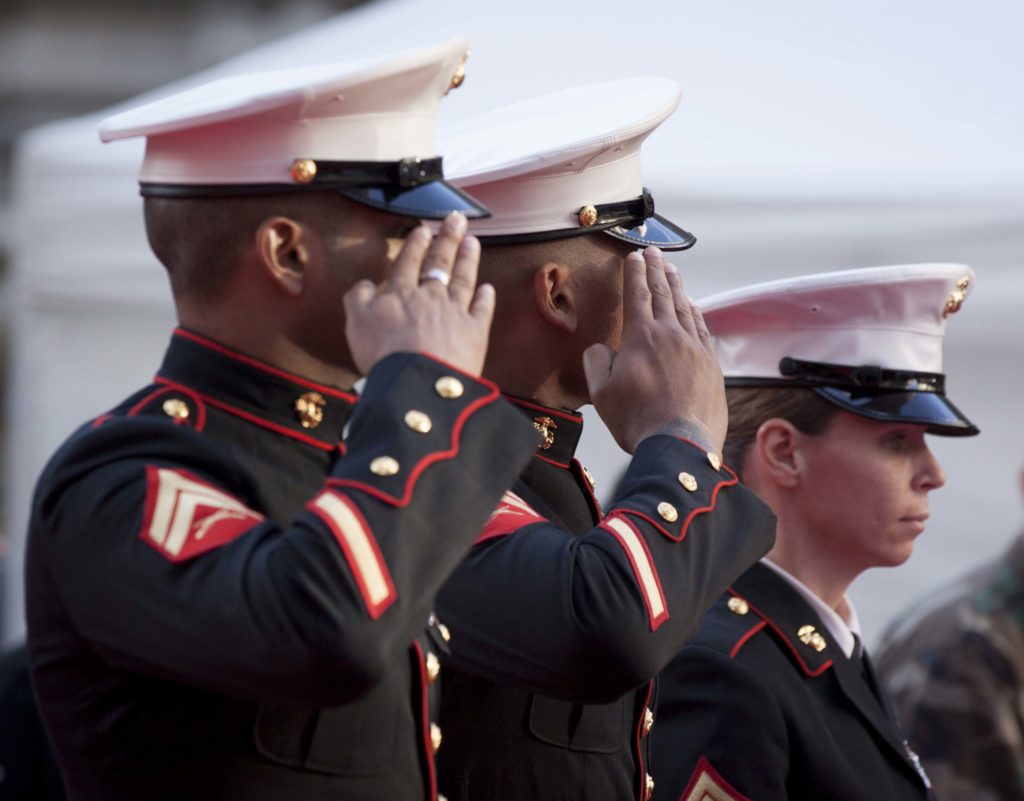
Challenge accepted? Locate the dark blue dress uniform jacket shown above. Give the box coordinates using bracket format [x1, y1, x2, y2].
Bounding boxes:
[435, 399, 776, 801]
[25, 328, 538, 801]
[651, 563, 935, 801]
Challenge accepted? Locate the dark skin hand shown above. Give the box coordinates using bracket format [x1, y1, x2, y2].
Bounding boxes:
[582, 246, 727, 455]
[344, 212, 496, 378]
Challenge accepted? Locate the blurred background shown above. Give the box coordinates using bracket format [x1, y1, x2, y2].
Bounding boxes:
[2, 0, 1022, 648]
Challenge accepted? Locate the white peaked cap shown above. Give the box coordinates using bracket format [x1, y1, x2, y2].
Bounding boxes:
[98, 38, 488, 219]
[438, 78, 695, 249]
[699, 263, 979, 435]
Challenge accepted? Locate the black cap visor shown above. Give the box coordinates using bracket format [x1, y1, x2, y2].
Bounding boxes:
[603, 213, 696, 251]
[814, 386, 979, 437]
[340, 180, 490, 221]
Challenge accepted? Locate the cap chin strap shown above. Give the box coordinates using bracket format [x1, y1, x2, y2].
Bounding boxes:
[724, 356, 947, 394]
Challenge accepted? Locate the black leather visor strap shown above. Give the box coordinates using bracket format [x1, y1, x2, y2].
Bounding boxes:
[579, 189, 656, 230]
[778, 356, 946, 393]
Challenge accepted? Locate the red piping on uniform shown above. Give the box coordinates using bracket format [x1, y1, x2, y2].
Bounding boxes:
[307, 490, 397, 620]
[503, 395, 583, 423]
[411, 641, 439, 801]
[327, 384, 499, 507]
[617, 465, 738, 543]
[130, 382, 208, 430]
[727, 589, 833, 677]
[154, 378, 336, 452]
[534, 452, 571, 469]
[600, 516, 669, 632]
[173, 327, 357, 402]
[729, 620, 767, 659]
[91, 414, 113, 429]
[635, 681, 654, 801]
[677, 756, 752, 801]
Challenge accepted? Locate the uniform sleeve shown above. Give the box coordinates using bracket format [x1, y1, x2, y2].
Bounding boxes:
[879, 628, 1024, 801]
[435, 434, 776, 701]
[30, 352, 537, 706]
[651, 644, 789, 801]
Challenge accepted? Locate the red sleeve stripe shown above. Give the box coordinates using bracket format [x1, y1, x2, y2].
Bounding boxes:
[475, 490, 546, 545]
[602, 515, 668, 631]
[309, 491, 397, 619]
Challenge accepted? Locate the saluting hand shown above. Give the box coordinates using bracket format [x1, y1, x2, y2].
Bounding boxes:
[582, 247, 727, 455]
[343, 212, 495, 377]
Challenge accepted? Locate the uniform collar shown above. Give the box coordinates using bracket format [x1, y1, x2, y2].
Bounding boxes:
[157, 328, 357, 449]
[760, 558, 862, 658]
[502, 395, 583, 469]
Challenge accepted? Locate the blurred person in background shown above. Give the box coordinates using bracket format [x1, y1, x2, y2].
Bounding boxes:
[875, 467, 1024, 801]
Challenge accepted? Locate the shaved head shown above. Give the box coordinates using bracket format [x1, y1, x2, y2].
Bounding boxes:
[143, 192, 344, 305]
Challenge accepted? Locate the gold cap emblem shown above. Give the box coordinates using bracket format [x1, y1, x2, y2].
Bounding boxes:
[727, 596, 750, 616]
[290, 158, 317, 184]
[447, 49, 470, 94]
[435, 376, 465, 399]
[533, 416, 558, 450]
[404, 410, 433, 434]
[657, 501, 678, 523]
[578, 205, 598, 227]
[943, 275, 971, 318]
[797, 624, 827, 652]
[162, 398, 190, 422]
[294, 391, 325, 429]
[678, 472, 698, 492]
[370, 456, 400, 476]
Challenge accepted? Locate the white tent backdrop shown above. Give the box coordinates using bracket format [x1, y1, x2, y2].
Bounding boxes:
[5, 0, 1024, 645]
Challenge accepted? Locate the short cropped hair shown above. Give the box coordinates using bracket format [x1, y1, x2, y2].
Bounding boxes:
[724, 386, 838, 478]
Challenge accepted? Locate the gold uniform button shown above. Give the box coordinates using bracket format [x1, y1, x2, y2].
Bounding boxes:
[797, 624, 828, 652]
[582, 465, 597, 491]
[162, 398, 189, 421]
[426, 651, 441, 684]
[678, 472, 698, 492]
[290, 158, 317, 184]
[435, 376, 465, 399]
[644, 773, 655, 801]
[727, 596, 750, 616]
[404, 410, 433, 433]
[294, 391, 325, 429]
[642, 707, 654, 737]
[431, 722, 443, 754]
[578, 204, 599, 227]
[657, 502, 679, 523]
[707, 452, 722, 472]
[369, 456, 400, 476]
[437, 622, 452, 643]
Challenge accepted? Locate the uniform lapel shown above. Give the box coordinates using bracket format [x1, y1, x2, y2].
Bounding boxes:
[732, 565, 930, 793]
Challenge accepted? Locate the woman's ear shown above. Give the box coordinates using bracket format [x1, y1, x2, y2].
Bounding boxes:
[533, 262, 578, 333]
[753, 418, 803, 489]
[255, 216, 311, 295]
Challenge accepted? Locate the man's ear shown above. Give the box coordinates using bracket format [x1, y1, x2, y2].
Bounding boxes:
[753, 418, 803, 489]
[255, 216, 311, 295]
[533, 262, 578, 333]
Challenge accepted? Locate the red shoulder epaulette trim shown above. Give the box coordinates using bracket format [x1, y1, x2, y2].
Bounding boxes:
[600, 513, 668, 631]
[127, 384, 207, 430]
[616, 465, 738, 543]
[475, 490, 546, 545]
[679, 756, 752, 801]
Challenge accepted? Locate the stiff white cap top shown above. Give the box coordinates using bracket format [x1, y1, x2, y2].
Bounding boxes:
[699, 263, 979, 435]
[439, 78, 695, 249]
[98, 38, 488, 219]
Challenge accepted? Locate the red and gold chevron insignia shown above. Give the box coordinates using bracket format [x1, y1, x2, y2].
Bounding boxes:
[681, 757, 751, 801]
[476, 491, 545, 544]
[139, 467, 264, 561]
